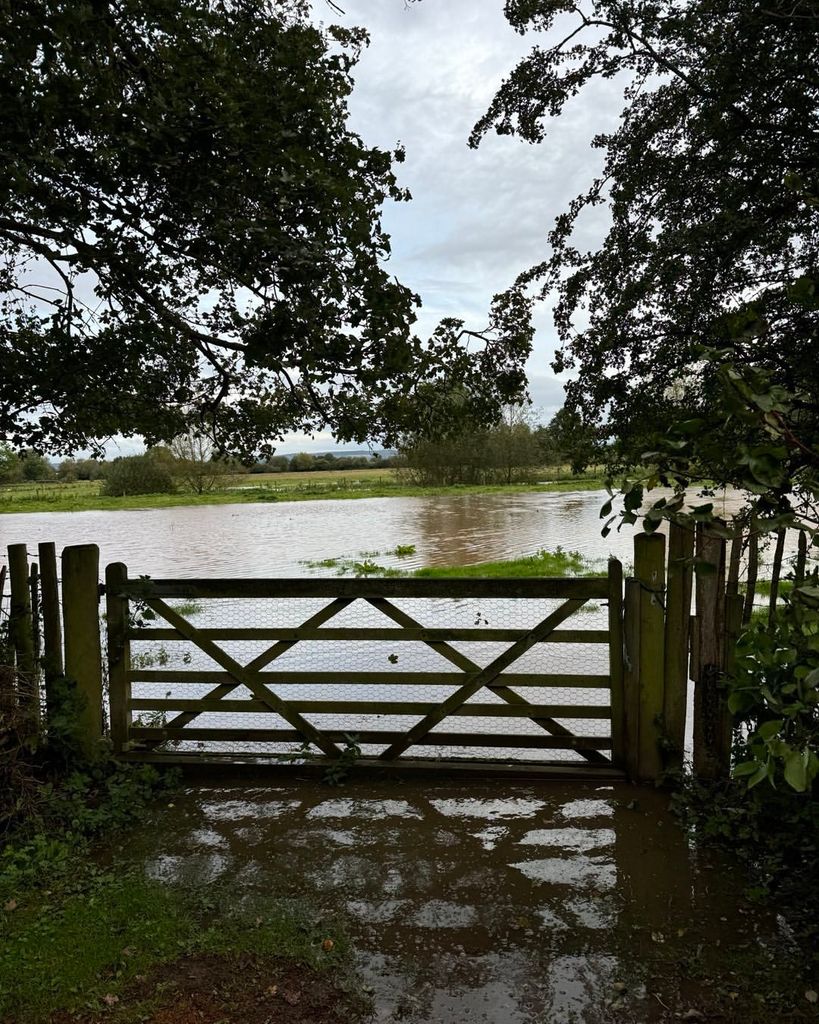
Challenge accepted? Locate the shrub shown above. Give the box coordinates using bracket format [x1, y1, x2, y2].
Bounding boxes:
[101, 455, 176, 496]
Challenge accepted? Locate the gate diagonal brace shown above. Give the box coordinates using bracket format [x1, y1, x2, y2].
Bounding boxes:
[379, 598, 602, 761]
[366, 596, 608, 765]
[154, 596, 356, 738]
[141, 596, 344, 758]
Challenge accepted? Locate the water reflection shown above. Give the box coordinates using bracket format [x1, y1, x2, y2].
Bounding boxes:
[113, 777, 787, 1024]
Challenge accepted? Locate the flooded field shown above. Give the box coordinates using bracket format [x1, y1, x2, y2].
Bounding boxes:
[0, 488, 770, 577]
[108, 776, 801, 1024]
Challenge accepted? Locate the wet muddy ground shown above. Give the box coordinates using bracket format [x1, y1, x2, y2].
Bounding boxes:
[108, 776, 810, 1024]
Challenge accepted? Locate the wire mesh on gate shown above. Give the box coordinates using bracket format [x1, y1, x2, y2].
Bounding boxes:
[126, 589, 613, 764]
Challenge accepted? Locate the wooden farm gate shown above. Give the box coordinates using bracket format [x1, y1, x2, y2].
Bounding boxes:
[103, 562, 627, 777]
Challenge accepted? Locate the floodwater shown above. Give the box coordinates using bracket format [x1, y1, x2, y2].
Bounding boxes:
[0, 487, 770, 577]
[0, 488, 795, 766]
[110, 776, 800, 1024]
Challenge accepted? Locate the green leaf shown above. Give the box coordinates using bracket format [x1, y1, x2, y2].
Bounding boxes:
[732, 761, 761, 777]
[747, 763, 769, 788]
[783, 748, 809, 792]
[756, 719, 784, 742]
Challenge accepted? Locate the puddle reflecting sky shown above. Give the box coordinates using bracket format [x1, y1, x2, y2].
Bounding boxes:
[105, 776, 800, 1024]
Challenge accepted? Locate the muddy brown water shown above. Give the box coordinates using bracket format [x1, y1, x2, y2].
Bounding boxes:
[0, 488, 780, 577]
[109, 777, 798, 1024]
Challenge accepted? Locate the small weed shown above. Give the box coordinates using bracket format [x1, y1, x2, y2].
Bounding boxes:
[170, 599, 204, 617]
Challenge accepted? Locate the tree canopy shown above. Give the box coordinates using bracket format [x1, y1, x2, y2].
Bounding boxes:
[0, 0, 531, 457]
[473, 0, 818, 486]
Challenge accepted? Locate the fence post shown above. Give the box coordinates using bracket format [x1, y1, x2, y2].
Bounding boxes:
[38, 541, 64, 723]
[633, 533, 666, 782]
[105, 562, 130, 754]
[8, 544, 38, 727]
[742, 529, 759, 624]
[608, 558, 625, 769]
[623, 577, 642, 781]
[768, 527, 787, 627]
[795, 530, 808, 585]
[30, 560, 41, 668]
[692, 524, 730, 779]
[663, 523, 694, 775]
[62, 544, 103, 758]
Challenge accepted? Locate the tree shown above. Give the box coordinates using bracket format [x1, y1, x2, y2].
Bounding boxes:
[535, 407, 600, 474]
[0, 444, 21, 484]
[19, 450, 55, 482]
[101, 453, 176, 497]
[472, 0, 819, 472]
[399, 409, 544, 486]
[169, 431, 232, 494]
[0, 0, 531, 457]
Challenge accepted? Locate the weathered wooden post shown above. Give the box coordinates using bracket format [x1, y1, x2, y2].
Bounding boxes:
[8, 544, 38, 726]
[742, 529, 759, 624]
[29, 560, 41, 667]
[608, 557, 626, 770]
[768, 527, 787, 627]
[622, 577, 642, 781]
[633, 533, 667, 782]
[663, 523, 694, 775]
[62, 544, 103, 758]
[692, 524, 731, 779]
[105, 562, 131, 754]
[38, 541, 64, 723]
[795, 529, 808, 585]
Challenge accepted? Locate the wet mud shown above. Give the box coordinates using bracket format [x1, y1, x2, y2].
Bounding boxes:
[111, 777, 802, 1024]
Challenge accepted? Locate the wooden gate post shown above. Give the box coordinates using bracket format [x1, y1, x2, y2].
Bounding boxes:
[8, 544, 38, 726]
[692, 525, 731, 779]
[608, 558, 626, 769]
[633, 533, 666, 782]
[663, 523, 694, 775]
[105, 562, 131, 754]
[38, 541, 64, 723]
[623, 577, 642, 782]
[62, 544, 103, 758]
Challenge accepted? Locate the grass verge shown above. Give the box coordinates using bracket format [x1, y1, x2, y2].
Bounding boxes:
[0, 762, 365, 1024]
[0, 871, 361, 1023]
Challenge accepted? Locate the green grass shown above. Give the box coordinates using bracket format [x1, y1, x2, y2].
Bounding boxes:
[301, 546, 601, 580]
[0, 869, 353, 1022]
[414, 547, 598, 578]
[0, 468, 606, 514]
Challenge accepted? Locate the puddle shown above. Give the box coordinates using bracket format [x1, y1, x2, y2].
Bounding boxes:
[517, 827, 615, 851]
[112, 777, 799, 1023]
[306, 798, 422, 819]
[429, 797, 547, 819]
[510, 855, 617, 889]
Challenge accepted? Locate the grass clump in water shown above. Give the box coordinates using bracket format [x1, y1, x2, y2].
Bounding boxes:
[415, 546, 595, 579]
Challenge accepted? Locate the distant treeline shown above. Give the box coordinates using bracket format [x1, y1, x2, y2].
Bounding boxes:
[249, 452, 399, 473]
[0, 443, 399, 488]
[0, 410, 596, 494]
[399, 409, 599, 487]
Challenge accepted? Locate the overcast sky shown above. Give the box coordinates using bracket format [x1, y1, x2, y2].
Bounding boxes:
[270, 0, 624, 453]
[105, 1, 625, 457]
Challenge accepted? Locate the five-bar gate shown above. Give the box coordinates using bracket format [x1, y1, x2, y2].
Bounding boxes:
[105, 561, 626, 777]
